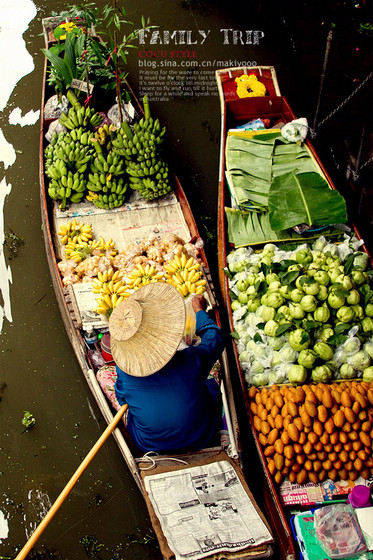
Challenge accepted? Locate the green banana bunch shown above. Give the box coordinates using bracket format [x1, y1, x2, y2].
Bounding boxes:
[126, 159, 169, 178]
[48, 170, 86, 209]
[112, 123, 163, 162]
[87, 172, 127, 194]
[110, 96, 172, 202]
[90, 152, 125, 176]
[45, 130, 95, 178]
[128, 175, 172, 201]
[69, 127, 95, 146]
[132, 116, 166, 145]
[86, 174, 128, 209]
[59, 104, 103, 130]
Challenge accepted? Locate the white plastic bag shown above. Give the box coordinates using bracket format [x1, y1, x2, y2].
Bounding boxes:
[44, 94, 69, 119]
[314, 504, 367, 558]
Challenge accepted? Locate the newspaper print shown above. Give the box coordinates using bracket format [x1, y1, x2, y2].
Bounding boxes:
[144, 460, 273, 560]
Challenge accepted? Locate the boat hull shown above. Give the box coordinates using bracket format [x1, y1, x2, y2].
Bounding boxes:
[216, 66, 372, 560]
[39, 21, 274, 560]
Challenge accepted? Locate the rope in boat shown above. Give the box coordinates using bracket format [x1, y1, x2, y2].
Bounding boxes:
[351, 156, 373, 182]
[310, 69, 373, 139]
[136, 451, 189, 470]
[312, 29, 334, 133]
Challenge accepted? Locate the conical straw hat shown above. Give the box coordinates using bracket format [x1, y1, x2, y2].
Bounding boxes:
[109, 283, 186, 376]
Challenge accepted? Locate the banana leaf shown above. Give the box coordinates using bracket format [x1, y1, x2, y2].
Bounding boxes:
[225, 207, 342, 248]
[268, 171, 348, 230]
[273, 153, 317, 176]
[64, 32, 77, 80]
[226, 135, 275, 207]
[226, 207, 297, 246]
[225, 133, 320, 210]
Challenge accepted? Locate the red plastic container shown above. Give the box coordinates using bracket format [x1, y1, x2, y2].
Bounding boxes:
[100, 333, 114, 364]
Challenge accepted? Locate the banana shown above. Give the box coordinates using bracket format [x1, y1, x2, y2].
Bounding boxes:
[188, 271, 202, 284]
[97, 271, 106, 283]
[95, 305, 110, 315]
[185, 256, 194, 269]
[102, 293, 113, 308]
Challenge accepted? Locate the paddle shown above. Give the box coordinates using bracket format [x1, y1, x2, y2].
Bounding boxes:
[15, 403, 129, 559]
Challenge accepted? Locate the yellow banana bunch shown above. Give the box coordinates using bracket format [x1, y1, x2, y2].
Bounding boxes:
[67, 245, 92, 263]
[92, 269, 128, 295]
[97, 268, 119, 284]
[94, 292, 128, 316]
[94, 123, 116, 146]
[88, 237, 118, 258]
[164, 253, 201, 275]
[58, 219, 93, 245]
[64, 239, 91, 262]
[92, 268, 130, 315]
[126, 263, 164, 290]
[166, 265, 207, 298]
[86, 191, 100, 202]
[103, 237, 118, 257]
[89, 236, 106, 252]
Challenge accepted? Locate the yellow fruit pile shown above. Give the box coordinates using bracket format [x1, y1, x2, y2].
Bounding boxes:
[56, 224, 208, 313]
[58, 220, 118, 263]
[126, 263, 164, 290]
[249, 380, 373, 486]
[92, 268, 130, 316]
[58, 219, 92, 245]
[165, 253, 206, 297]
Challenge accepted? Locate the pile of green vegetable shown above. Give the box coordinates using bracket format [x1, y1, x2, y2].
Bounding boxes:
[227, 234, 373, 387]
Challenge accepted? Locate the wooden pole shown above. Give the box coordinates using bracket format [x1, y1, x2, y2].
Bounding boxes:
[15, 404, 129, 560]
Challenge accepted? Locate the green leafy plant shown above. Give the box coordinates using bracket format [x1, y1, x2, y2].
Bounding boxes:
[43, 2, 157, 119]
[97, 1, 157, 122]
[42, 28, 83, 97]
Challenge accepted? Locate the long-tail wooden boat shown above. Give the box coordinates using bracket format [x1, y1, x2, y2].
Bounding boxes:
[216, 66, 373, 560]
[39, 18, 275, 560]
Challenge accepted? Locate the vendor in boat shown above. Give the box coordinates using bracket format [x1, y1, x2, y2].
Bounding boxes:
[108, 282, 225, 454]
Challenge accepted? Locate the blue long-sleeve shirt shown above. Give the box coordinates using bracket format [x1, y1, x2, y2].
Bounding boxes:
[114, 310, 225, 453]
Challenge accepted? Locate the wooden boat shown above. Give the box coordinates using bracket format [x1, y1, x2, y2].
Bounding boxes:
[215, 67, 296, 560]
[39, 18, 275, 560]
[215, 66, 373, 560]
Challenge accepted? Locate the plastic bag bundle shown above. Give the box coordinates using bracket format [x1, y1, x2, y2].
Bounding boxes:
[44, 94, 69, 120]
[107, 101, 135, 126]
[45, 119, 66, 142]
[281, 117, 308, 143]
[314, 504, 367, 558]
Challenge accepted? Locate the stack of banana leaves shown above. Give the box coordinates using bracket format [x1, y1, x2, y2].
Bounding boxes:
[225, 130, 348, 247]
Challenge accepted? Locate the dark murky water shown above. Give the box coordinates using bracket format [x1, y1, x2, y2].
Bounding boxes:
[1, 0, 371, 558]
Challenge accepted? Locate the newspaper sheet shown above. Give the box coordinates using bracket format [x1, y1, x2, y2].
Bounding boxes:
[72, 282, 109, 329]
[54, 192, 191, 254]
[144, 460, 273, 560]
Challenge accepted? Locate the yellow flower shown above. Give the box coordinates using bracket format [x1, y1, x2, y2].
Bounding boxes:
[58, 21, 78, 41]
[235, 74, 267, 98]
